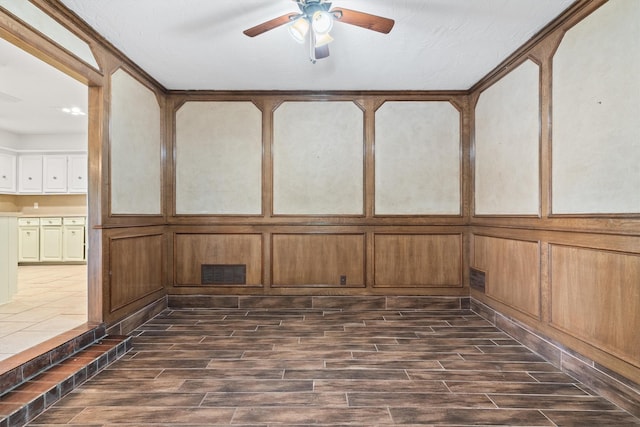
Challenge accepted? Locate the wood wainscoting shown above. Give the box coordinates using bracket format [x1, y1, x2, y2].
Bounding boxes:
[471, 235, 540, 319]
[374, 233, 462, 288]
[168, 226, 468, 296]
[175, 233, 263, 287]
[549, 244, 640, 370]
[103, 227, 166, 325]
[272, 233, 365, 288]
[470, 226, 640, 384]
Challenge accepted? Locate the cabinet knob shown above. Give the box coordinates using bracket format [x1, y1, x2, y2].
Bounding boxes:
[28, 177, 32, 180]
[1, 175, 5, 179]
[53, 176, 57, 180]
[78, 176, 82, 180]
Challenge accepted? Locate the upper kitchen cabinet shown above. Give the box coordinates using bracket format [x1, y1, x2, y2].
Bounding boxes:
[67, 154, 88, 193]
[0, 152, 17, 193]
[18, 155, 43, 193]
[14, 153, 87, 194]
[43, 155, 68, 193]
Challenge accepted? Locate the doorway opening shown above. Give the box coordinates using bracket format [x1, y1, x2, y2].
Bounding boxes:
[0, 36, 90, 366]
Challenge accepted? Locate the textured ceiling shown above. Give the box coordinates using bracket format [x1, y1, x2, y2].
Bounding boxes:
[0, 0, 575, 136]
[60, 0, 575, 91]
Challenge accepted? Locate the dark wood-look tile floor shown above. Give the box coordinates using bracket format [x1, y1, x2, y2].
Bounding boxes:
[28, 308, 640, 426]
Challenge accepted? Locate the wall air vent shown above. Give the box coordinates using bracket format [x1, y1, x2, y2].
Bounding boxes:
[469, 268, 486, 292]
[201, 264, 246, 285]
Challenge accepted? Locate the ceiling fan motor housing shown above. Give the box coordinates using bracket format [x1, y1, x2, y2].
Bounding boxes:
[297, 1, 332, 22]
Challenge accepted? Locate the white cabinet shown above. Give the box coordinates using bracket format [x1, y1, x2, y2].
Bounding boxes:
[67, 155, 88, 193]
[0, 153, 17, 193]
[18, 217, 86, 263]
[18, 155, 43, 193]
[0, 151, 87, 194]
[43, 155, 68, 193]
[40, 217, 63, 262]
[62, 217, 85, 261]
[0, 216, 18, 304]
[18, 218, 40, 262]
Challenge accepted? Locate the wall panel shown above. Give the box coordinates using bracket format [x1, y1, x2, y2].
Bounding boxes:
[473, 235, 540, 318]
[110, 69, 162, 215]
[552, 0, 640, 214]
[108, 233, 164, 312]
[175, 233, 263, 286]
[374, 234, 462, 287]
[272, 234, 365, 287]
[474, 60, 540, 215]
[175, 102, 262, 215]
[375, 101, 461, 215]
[273, 101, 364, 215]
[550, 245, 640, 367]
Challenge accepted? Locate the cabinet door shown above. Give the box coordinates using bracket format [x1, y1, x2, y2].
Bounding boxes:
[68, 155, 88, 193]
[0, 153, 17, 193]
[18, 155, 43, 193]
[43, 155, 68, 193]
[19, 226, 40, 262]
[63, 225, 85, 261]
[40, 225, 63, 261]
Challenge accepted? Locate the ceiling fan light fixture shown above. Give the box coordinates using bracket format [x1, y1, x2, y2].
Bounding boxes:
[311, 10, 333, 34]
[243, 1, 395, 63]
[288, 17, 309, 43]
[314, 32, 333, 47]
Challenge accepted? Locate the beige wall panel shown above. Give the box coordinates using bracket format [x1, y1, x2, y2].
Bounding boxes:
[375, 102, 460, 215]
[175, 102, 262, 214]
[110, 69, 162, 214]
[272, 234, 364, 287]
[552, 0, 640, 214]
[175, 234, 262, 286]
[109, 234, 163, 311]
[550, 245, 640, 367]
[475, 60, 540, 215]
[273, 102, 363, 215]
[473, 235, 540, 317]
[374, 234, 462, 287]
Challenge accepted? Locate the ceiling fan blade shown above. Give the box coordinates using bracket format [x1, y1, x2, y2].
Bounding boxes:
[330, 7, 394, 34]
[243, 13, 299, 37]
[315, 44, 330, 59]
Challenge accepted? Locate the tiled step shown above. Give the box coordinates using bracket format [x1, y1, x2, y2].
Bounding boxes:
[0, 335, 131, 427]
[0, 325, 107, 394]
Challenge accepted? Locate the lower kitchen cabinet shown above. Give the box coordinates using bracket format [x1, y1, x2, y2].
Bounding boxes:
[40, 217, 63, 261]
[18, 216, 86, 263]
[63, 217, 85, 261]
[18, 218, 40, 262]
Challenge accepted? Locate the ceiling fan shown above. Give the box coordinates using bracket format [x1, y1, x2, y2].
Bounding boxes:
[243, 0, 394, 63]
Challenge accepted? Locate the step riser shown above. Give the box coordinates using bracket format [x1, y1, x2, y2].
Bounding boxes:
[0, 335, 131, 427]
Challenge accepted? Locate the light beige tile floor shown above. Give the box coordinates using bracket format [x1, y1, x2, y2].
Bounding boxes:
[0, 265, 87, 361]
